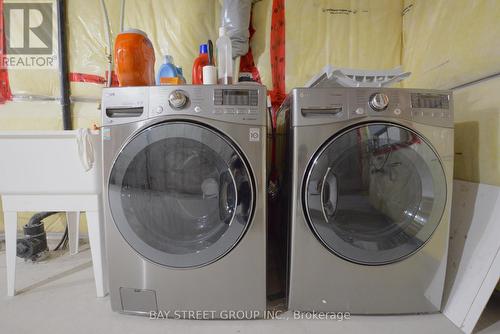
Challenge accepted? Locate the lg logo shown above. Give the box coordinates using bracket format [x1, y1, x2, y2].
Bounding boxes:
[249, 128, 260, 142]
[4, 2, 53, 55]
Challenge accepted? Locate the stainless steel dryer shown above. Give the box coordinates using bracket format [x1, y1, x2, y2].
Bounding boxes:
[276, 87, 453, 314]
[101, 85, 267, 317]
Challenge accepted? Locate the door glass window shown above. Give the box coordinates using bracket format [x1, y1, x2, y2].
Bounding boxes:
[108, 122, 254, 268]
[304, 123, 446, 265]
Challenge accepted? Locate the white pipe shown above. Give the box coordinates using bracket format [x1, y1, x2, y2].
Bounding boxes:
[99, 0, 113, 87]
[120, 0, 126, 32]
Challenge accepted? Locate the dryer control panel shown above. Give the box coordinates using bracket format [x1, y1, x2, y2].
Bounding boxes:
[289, 87, 453, 128]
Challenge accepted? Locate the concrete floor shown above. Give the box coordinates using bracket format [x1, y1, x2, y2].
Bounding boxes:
[0, 242, 491, 334]
[474, 292, 500, 334]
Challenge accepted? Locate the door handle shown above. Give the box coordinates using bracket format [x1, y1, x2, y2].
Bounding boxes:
[320, 167, 338, 223]
[219, 169, 238, 224]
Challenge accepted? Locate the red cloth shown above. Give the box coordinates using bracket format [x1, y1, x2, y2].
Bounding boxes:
[269, 0, 286, 118]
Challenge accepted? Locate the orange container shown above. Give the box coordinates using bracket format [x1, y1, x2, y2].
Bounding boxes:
[114, 29, 155, 87]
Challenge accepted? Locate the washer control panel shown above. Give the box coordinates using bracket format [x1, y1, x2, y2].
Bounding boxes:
[149, 84, 265, 125]
[102, 85, 267, 126]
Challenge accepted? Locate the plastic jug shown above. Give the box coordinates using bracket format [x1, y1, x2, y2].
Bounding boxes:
[157, 55, 181, 85]
[216, 27, 233, 85]
[114, 29, 155, 87]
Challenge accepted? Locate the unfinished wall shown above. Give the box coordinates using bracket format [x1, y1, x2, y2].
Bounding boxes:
[453, 78, 500, 186]
[285, 0, 403, 91]
[402, 0, 500, 188]
[0, 0, 404, 234]
[402, 0, 500, 90]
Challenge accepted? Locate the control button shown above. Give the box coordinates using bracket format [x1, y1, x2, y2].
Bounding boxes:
[369, 93, 389, 111]
[213, 108, 223, 114]
[236, 108, 248, 114]
[168, 90, 188, 109]
[249, 109, 258, 114]
[155, 106, 164, 114]
[393, 108, 402, 116]
[224, 108, 235, 114]
[355, 107, 365, 115]
[194, 106, 201, 113]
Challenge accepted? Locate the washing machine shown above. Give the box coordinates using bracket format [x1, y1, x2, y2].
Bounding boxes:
[276, 87, 454, 314]
[101, 85, 267, 317]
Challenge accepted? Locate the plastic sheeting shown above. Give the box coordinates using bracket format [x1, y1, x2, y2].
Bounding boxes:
[284, 0, 403, 91]
[402, 0, 500, 89]
[123, 0, 221, 88]
[6, 0, 404, 98]
[453, 77, 500, 187]
[6, 0, 60, 97]
[0, 101, 99, 130]
[221, 0, 253, 58]
[67, 0, 121, 98]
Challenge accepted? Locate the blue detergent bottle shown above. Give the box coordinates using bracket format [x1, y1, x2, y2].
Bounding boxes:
[156, 55, 179, 85]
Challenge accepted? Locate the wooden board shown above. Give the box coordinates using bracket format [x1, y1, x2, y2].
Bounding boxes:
[443, 180, 500, 333]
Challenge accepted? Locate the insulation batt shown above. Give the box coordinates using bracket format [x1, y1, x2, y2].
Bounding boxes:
[402, 0, 500, 89]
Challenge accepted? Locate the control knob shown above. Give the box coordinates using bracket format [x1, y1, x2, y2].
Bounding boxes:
[369, 93, 389, 111]
[168, 90, 188, 109]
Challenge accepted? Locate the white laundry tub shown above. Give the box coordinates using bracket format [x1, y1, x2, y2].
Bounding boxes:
[0, 130, 102, 195]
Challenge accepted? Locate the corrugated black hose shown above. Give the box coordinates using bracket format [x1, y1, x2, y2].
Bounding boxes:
[16, 212, 60, 260]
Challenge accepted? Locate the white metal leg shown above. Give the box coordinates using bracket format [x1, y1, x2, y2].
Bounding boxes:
[66, 211, 81, 255]
[86, 210, 107, 297]
[4, 211, 18, 296]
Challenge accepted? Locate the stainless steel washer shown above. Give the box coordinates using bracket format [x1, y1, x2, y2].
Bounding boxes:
[101, 85, 267, 318]
[276, 87, 454, 314]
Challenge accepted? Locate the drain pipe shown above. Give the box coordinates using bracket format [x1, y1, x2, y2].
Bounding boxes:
[56, 0, 71, 130]
[27, 0, 72, 254]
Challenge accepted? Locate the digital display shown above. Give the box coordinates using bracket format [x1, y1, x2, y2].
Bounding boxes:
[411, 93, 449, 109]
[223, 90, 249, 106]
[214, 89, 258, 106]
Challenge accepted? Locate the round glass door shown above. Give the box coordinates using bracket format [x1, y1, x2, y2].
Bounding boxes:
[303, 123, 446, 265]
[108, 122, 254, 268]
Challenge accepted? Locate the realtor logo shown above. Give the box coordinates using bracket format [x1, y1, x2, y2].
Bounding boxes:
[3, 1, 57, 69]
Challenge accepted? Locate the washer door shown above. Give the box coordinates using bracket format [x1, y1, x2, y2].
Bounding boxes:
[108, 122, 254, 268]
[303, 123, 447, 265]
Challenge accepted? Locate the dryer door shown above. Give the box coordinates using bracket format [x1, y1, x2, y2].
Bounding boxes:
[303, 123, 447, 265]
[108, 121, 254, 268]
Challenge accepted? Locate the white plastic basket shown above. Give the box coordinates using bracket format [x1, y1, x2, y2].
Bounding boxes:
[306, 65, 411, 88]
